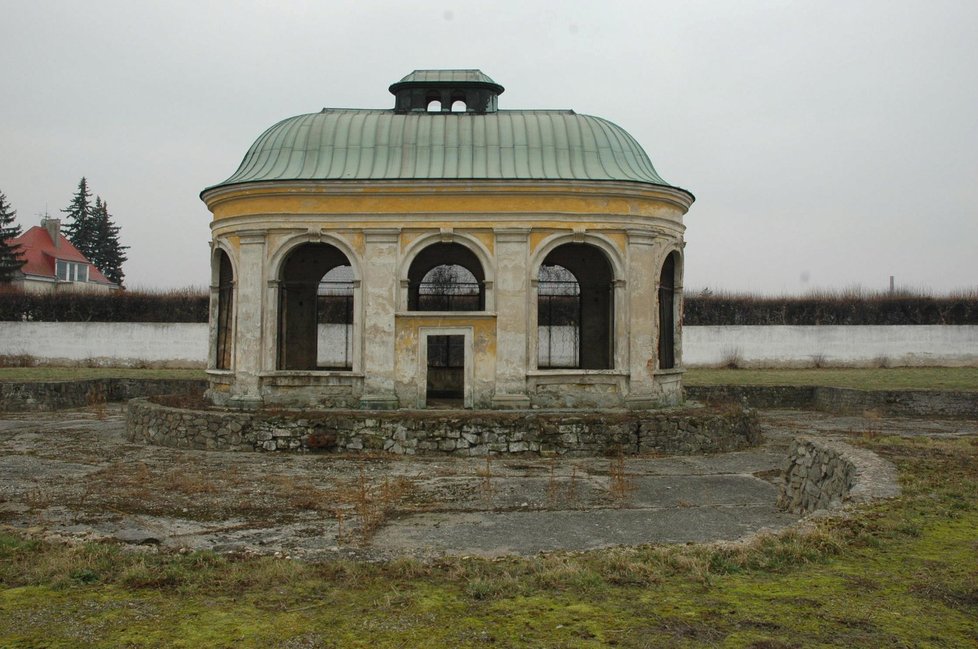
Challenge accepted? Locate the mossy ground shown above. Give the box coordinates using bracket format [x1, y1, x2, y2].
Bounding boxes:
[2, 434, 976, 647]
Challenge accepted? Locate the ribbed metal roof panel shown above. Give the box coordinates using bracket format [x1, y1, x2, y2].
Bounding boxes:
[209, 110, 678, 190]
[398, 69, 497, 84]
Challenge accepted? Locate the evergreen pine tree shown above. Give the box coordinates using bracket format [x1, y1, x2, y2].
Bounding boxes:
[0, 190, 26, 283]
[91, 197, 128, 286]
[62, 177, 98, 261]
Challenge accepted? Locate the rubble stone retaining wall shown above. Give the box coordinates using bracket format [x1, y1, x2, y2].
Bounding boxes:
[686, 385, 978, 418]
[779, 436, 900, 514]
[0, 378, 209, 412]
[126, 398, 760, 457]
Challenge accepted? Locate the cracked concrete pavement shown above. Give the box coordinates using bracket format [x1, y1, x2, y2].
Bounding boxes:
[3, 404, 964, 560]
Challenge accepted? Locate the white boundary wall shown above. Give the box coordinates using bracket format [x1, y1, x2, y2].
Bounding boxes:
[0, 322, 209, 368]
[684, 325, 978, 368]
[1, 322, 977, 369]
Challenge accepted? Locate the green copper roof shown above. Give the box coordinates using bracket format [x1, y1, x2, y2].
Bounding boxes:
[397, 69, 497, 85]
[204, 71, 691, 196]
[209, 110, 682, 190]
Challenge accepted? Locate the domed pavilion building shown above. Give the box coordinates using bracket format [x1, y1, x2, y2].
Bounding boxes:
[201, 70, 693, 410]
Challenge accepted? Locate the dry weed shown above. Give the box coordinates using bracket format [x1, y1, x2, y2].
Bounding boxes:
[162, 469, 218, 495]
[86, 383, 108, 420]
[608, 449, 635, 506]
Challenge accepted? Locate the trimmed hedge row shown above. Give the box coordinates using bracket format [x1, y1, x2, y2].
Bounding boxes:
[684, 292, 978, 326]
[2, 286, 976, 325]
[0, 287, 208, 322]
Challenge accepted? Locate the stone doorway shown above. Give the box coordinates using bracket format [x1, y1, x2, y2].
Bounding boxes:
[426, 335, 464, 407]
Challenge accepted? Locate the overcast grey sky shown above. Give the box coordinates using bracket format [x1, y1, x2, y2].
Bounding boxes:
[2, 0, 976, 293]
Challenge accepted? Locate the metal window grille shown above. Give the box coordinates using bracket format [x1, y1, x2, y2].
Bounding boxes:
[317, 276, 354, 369]
[537, 277, 581, 368]
[216, 282, 233, 369]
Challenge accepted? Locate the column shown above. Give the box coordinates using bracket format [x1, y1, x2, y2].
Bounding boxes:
[492, 228, 531, 408]
[359, 229, 400, 409]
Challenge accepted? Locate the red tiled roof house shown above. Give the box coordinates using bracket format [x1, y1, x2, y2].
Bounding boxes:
[4, 218, 118, 293]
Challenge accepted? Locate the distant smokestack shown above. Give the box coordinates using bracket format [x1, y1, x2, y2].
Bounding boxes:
[41, 217, 61, 248]
[889, 275, 895, 294]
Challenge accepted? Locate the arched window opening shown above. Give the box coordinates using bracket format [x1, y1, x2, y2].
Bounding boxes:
[215, 250, 234, 370]
[426, 99, 442, 112]
[658, 251, 679, 370]
[408, 243, 485, 311]
[451, 100, 466, 112]
[537, 243, 614, 369]
[278, 243, 354, 371]
[537, 265, 579, 368]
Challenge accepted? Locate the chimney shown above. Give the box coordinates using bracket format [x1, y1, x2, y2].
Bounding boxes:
[41, 217, 61, 248]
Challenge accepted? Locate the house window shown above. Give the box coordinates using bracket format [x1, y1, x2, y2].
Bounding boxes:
[56, 260, 89, 282]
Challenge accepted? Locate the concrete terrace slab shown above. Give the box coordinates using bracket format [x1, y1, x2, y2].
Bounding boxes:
[0, 405, 942, 561]
[371, 505, 798, 559]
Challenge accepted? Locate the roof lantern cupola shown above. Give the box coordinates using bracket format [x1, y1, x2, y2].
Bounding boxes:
[390, 69, 504, 114]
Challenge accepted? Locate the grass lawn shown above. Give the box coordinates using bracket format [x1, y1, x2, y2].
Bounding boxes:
[685, 367, 978, 391]
[3, 366, 978, 392]
[1, 434, 977, 647]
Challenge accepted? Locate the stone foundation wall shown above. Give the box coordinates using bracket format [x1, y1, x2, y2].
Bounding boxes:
[686, 385, 978, 418]
[686, 385, 817, 409]
[0, 379, 209, 412]
[810, 387, 978, 418]
[779, 436, 900, 514]
[126, 398, 760, 457]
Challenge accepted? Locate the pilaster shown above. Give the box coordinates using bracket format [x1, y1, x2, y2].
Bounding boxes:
[359, 229, 401, 409]
[229, 230, 266, 409]
[492, 228, 532, 407]
[624, 229, 658, 408]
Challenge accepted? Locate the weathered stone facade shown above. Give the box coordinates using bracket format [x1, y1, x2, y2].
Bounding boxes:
[127, 398, 758, 457]
[201, 70, 693, 411]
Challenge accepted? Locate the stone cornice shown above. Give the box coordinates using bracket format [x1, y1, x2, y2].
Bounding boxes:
[202, 179, 695, 216]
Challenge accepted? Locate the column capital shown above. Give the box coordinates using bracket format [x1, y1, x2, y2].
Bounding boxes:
[626, 229, 657, 247]
[494, 228, 530, 243]
[364, 228, 401, 244]
[237, 230, 267, 245]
